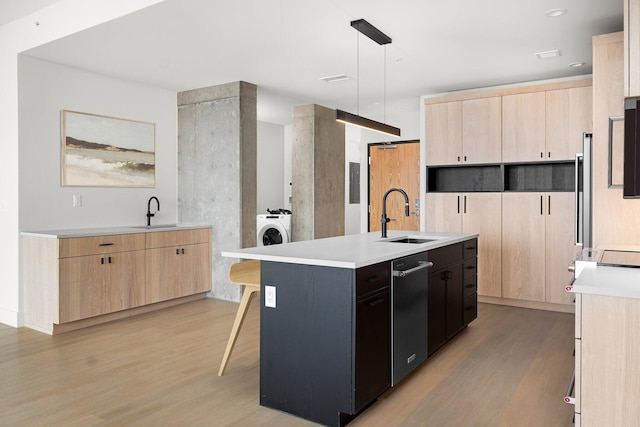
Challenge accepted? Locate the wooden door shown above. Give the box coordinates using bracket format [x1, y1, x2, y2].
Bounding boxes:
[426, 101, 462, 165]
[545, 193, 578, 305]
[462, 97, 502, 164]
[462, 193, 502, 298]
[369, 142, 420, 232]
[502, 92, 546, 162]
[501, 192, 546, 302]
[545, 86, 593, 160]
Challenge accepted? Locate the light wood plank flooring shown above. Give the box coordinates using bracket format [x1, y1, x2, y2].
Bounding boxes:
[0, 299, 575, 426]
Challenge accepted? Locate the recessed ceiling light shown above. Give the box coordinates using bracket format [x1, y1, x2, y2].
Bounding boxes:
[568, 62, 586, 68]
[319, 74, 350, 83]
[545, 8, 567, 18]
[535, 49, 561, 59]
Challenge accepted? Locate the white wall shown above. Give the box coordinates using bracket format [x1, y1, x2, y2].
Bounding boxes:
[19, 56, 178, 231]
[345, 126, 362, 235]
[257, 121, 285, 214]
[0, 0, 165, 327]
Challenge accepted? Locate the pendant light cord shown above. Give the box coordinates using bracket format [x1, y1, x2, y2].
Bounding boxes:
[384, 45, 387, 123]
[356, 32, 360, 115]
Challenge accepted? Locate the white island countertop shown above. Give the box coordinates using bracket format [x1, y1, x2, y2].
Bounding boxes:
[221, 230, 478, 269]
[571, 245, 640, 299]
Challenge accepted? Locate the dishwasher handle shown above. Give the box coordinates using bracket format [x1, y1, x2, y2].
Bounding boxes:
[393, 261, 433, 277]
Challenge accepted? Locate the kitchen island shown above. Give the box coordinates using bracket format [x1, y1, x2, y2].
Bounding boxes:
[569, 246, 640, 426]
[222, 230, 478, 426]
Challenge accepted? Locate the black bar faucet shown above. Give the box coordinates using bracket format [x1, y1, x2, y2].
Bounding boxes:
[381, 188, 410, 238]
[147, 196, 160, 226]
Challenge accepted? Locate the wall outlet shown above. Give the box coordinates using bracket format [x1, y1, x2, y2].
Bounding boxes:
[73, 195, 82, 207]
[265, 285, 276, 308]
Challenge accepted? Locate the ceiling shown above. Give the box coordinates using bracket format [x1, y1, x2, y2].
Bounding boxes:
[7, 0, 624, 127]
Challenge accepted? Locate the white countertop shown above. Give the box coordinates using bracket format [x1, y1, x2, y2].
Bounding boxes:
[571, 245, 640, 299]
[21, 224, 211, 239]
[221, 230, 477, 269]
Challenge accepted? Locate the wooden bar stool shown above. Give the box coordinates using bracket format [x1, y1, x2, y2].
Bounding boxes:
[218, 260, 260, 376]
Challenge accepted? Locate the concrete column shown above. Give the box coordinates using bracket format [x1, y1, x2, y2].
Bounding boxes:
[292, 104, 345, 241]
[177, 81, 257, 301]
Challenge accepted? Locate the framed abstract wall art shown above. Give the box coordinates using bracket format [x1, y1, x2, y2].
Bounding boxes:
[61, 110, 156, 187]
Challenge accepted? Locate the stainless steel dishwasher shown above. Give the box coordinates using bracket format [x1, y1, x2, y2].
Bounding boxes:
[391, 251, 432, 385]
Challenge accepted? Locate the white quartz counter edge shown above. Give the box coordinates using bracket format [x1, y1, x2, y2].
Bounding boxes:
[21, 224, 211, 239]
[222, 231, 478, 269]
[571, 264, 640, 299]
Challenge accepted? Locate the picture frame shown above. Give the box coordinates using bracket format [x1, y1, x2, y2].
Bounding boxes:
[61, 110, 156, 187]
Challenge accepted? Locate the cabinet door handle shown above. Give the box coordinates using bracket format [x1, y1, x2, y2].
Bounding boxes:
[98, 243, 114, 247]
[464, 195, 467, 214]
[108, 256, 112, 264]
[457, 156, 461, 162]
[465, 284, 475, 288]
[548, 152, 551, 158]
[540, 195, 543, 215]
[548, 195, 551, 215]
[465, 265, 475, 270]
[101, 257, 105, 265]
[176, 249, 180, 255]
[540, 152, 543, 158]
[457, 196, 460, 214]
[181, 248, 185, 255]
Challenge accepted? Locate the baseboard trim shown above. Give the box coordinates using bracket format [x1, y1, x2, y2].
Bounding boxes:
[0, 306, 22, 328]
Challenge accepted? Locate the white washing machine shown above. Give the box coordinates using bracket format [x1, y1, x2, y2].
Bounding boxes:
[257, 213, 292, 246]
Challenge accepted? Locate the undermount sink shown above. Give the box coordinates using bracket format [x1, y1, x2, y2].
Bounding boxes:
[381, 236, 437, 244]
[132, 224, 179, 229]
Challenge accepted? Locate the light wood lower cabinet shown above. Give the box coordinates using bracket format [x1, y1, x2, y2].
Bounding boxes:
[59, 250, 146, 323]
[426, 192, 501, 297]
[502, 193, 576, 304]
[575, 293, 640, 425]
[23, 227, 211, 334]
[146, 243, 210, 304]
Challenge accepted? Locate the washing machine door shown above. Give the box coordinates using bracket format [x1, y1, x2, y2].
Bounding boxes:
[258, 222, 289, 246]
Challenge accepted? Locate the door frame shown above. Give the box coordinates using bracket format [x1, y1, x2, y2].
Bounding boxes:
[367, 140, 420, 232]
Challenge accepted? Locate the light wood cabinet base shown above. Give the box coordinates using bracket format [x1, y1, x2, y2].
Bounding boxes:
[478, 295, 575, 314]
[26, 293, 207, 335]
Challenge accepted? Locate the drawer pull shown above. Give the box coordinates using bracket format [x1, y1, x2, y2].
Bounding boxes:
[176, 249, 180, 255]
[101, 257, 105, 265]
[182, 248, 185, 255]
[99, 243, 114, 247]
[466, 266, 475, 270]
[465, 246, 476, 250]
[465, 284, 475, 288]
[108, 256, 112, 264]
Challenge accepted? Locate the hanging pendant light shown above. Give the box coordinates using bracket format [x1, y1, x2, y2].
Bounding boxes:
[336, 19, 401, 138]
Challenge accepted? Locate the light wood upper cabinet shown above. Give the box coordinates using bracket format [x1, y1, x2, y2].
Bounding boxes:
[426, 102, 462, 165]
[592, 32, 640, 247]
[545, 86, 593, 160]
[462, 97, 502, 164]
[502, 92, 546, 162]
[426, 192, 502, 298]
[625, 0, 640, 97]
[426, 97, 500, 165]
